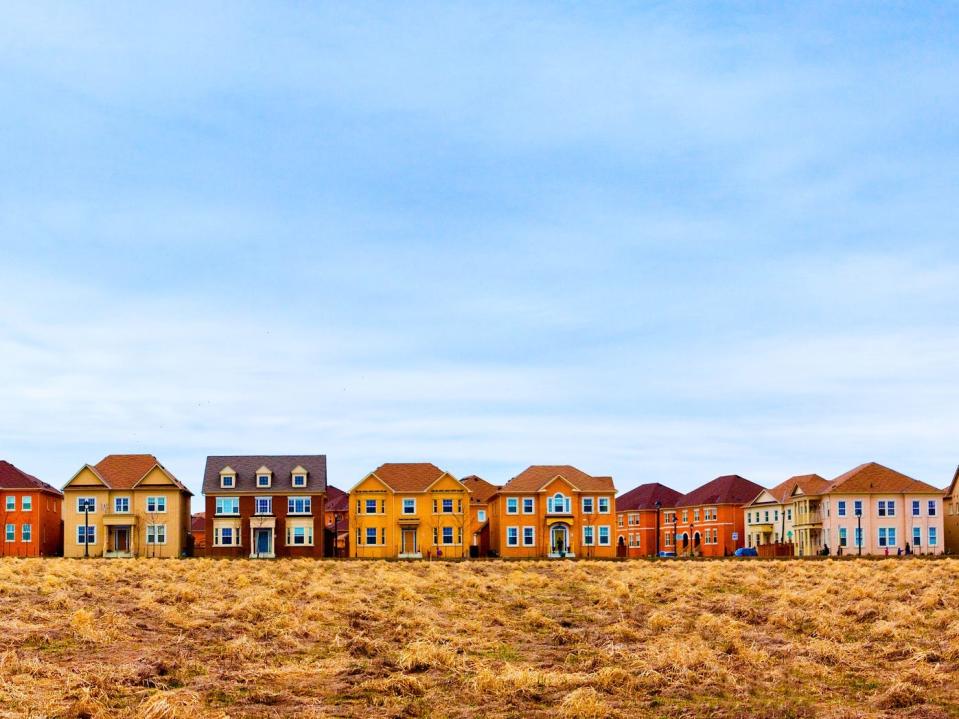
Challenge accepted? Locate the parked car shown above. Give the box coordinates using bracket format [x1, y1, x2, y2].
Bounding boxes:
[658, 551, 677, 558]
[734, 547, 758, 557]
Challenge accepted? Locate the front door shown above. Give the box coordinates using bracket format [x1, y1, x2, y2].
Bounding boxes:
[402, 529, 417, 555]
[255, 529, 271, 556]
[114, 528, 129, 552]
[551, 525, 568, 555]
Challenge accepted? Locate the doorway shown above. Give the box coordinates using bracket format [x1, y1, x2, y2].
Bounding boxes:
[254, 529, 272, 556]
[550, 524, 569, 556]
[401, 529, 418, 556]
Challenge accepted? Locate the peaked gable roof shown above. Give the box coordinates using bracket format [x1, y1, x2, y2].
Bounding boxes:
[202, 455, 327, 494]
[946, 466, 959, 500]
[501, 465, 615, 493]
[73, 454, 192, 494]
[828, 462, 942, 495]
[676, 475, 764, 507]
[0, 461, 63, 496]
[752, 474, 830, 505]
[460, 475, 500, 503]
[368, 463, 454, 492]
[616, 482, 683, 511]
[326, 485, 348, 512]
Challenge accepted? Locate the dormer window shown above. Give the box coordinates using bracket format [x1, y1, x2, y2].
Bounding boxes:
[256, 466, 272, 488]
[219, 467, 236, 489]
[291, 466, 308, 488]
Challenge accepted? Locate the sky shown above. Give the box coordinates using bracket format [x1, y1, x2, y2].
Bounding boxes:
[1, 3, 958, 510]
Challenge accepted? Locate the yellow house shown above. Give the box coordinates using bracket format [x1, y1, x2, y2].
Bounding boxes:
[62, 454, 193, 558]
[349, 463, 471, 559]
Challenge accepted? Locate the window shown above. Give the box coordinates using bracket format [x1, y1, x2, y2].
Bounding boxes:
[506, 497, 518, 514]
[929, 527, 937, 546]
[255, 497, 272, 515]
[913, 526, 921, 547]
[774, 510, 779, 521]
[887, 501, 895, 517]
[548, 494, 570, 513]
[215, 497, 240, 515]
[928, 500, 937, 517]
[293, 474, 306, 488]
[837, 501, 846, 517]
[617, 515, 624, 528]
[288, 497, 312, 515]
[712, 528, 718, 544]
[220, 474, 235, 488]
[786, 508, 792, 521]
[522, 497, 535, 514]
[146, 524, 167, 545]
[288, 526, 311, 545]
[912, 500, 921, 516]
[76, 497, 97, 513]
[682, 511, 688, 523]
[694, 509, 700, 522]
[215, 526, 240, 546]
[763, 510, 769, 522]
[21, 496, 31, 512]
[598, 497, 610, 514]
[257, 474, 271, 488]
[582, 497, 595, 514]
[878, 527, 896, 547]
[442, 498, 454, 514]
[854, 500, 863, 516]
[114, 497, 130, 513]
[598, 526, 610, 545]
[76, 525, 96, 545]
[144, 496, 164, 513]
[4, 524, 13, 542]
[477, 509, 487, 523]
[522, 526, 535, 546]
[4, 496, 13, 512]
[583, 526, 595, 546]
[839, 528, 848, 547]
[442, 526, 454, 544]
[747, 512, 752, 523]
[854, 527, 863, 547]
[21, 524, 31, 542]
[506, 527, 519, 546]
[366, 527, 378, 545]
[365, 499, 377, 514]
[402, 498, 416, 515]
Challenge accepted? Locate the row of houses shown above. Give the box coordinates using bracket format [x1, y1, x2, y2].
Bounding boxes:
[2, 455, 958, 559]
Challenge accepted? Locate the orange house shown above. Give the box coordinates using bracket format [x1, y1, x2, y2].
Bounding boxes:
[615, 483, 682, 557]
[489, 465, 616, 559]
[661, 475, 764, 557]
[461, 475, 500, 556]
[1, 460, 63, 557]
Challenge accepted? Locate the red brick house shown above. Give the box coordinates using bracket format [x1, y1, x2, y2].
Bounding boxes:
[191, 512, 206, 551]
[461, 475, 500, 556]
[615, 482, 682, 557]
[0, 460, 63, 557]
[324, 485, 349, 557]
[202, 455, 327, 558]
[662, 475, 764, 557]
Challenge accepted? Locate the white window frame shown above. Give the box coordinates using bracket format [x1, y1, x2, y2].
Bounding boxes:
[912, 500, 920, 517]
[521, 497, 535, 514]
[929, 526, 937, 546]
[442, 526, 454, 545]
[21, 523, 31, 542]
[506, 526, 519, 546]
[214, 525, 241, 547]
[912, 526, 921, 547]
[215, 497, 240, 515]
[288, 525, 312, 546]
[837, 500, 846, 517]
[76, 525, 96, 545]
[257, 474, 271, 488]
[4, 523, 14, 542]
[838, 527, 847, 547]
[583, 525, 595, 546]
[76, 497, 97, 514]
[365, 527, 378, 546]
[146, 496, 167, 513]
[114, 496, 130, 514]
[441, 498, 454, 514]
[598, 526, 610, 546]
[402, 498, 417, 515]
[4, 496, 13, 512]
[21, 496, 32, 512]
[289, 496, 312, 515]
[477, 509, 487, 523]
[928, 500, 937, 517]
[506, 497, 519, 515]
[598, 497, 610, 514]
[292, 474, 307, 488]
[220, 474, 235, 489]
[255, 497, 273, 515]
[522, 526, 535, 546]
[364, 499, 378, 515]
[582, 497, 595, 514]
[146, 524, 167, 545]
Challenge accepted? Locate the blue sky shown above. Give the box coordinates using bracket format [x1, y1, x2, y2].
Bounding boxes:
[1, 3, 958, 508]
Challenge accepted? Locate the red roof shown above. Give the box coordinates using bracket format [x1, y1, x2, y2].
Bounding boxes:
[326, 485, 348, 512]
[828, 462, 942, 494]
[460, 475, 500, 503]
[676, 475, 764, 507]
[190, 513, 205, 532]
[0, 461, 62, 495]
[501, 466, 615, 493]
[616, 482, 683, 511]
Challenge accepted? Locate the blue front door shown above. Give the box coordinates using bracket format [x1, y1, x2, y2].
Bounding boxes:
[256, 529, 271, 555]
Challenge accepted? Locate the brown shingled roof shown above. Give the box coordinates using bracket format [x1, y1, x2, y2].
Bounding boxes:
[0, 461, 62, 496]
[460, 475, 500, 503]
[766, 473, 830, 503]
[501, 465, 615, 493]
[89, 454, 191, 494]
[828, 463, 942, 495]
[370, 463, 453, 492]
[676, 475, 764, 507]
[616, 482, 683, 511]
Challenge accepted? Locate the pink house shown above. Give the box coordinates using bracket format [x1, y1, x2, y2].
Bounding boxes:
[821, 463, 945, 556]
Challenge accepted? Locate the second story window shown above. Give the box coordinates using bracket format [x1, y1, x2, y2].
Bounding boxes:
[598, 497, 610, 514]
[547, 494, 570, 513]
[442, 498, 454, 513]
[288, 497, 311, 515]
[215, 497, 240, 515]
[837, 501, 846, 517]
[506, 497, 518, 514]
[365, 499, 378, 514]
[114, 497, 130, 513]
[402, 498, 416, 515]
[77, 497, 97, 514]
[521, 497, 534, 514]
[582, 497, 594, 514]
[255, 497, 273, 515]
[477, 509, 487, 523]
[146, 496, 167, 513]
[4, 496, 13, 512]
[21, 496, 32, 512]
[928, 500, 937, 517]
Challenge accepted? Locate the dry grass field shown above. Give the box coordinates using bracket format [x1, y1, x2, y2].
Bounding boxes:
[0, 558, 958, 718]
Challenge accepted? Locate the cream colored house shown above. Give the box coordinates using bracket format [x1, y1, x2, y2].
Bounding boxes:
[62, 454, 192, 558]
[821, 463, 945, 556]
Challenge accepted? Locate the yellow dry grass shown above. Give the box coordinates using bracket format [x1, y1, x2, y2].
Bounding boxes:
[0, 558, 957, 718]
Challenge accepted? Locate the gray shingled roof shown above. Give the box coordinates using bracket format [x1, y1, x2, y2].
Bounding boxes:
[202, 455, 327, 494]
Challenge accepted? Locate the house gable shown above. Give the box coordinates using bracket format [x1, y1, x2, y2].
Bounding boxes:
[425, 474, 467, 493]
[350, 473, 394, 494]
[540, 475, 580, 495]
[747, 489, 780, 507]
[64, 465, 109, 490]
[134, 465, 178, 489]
